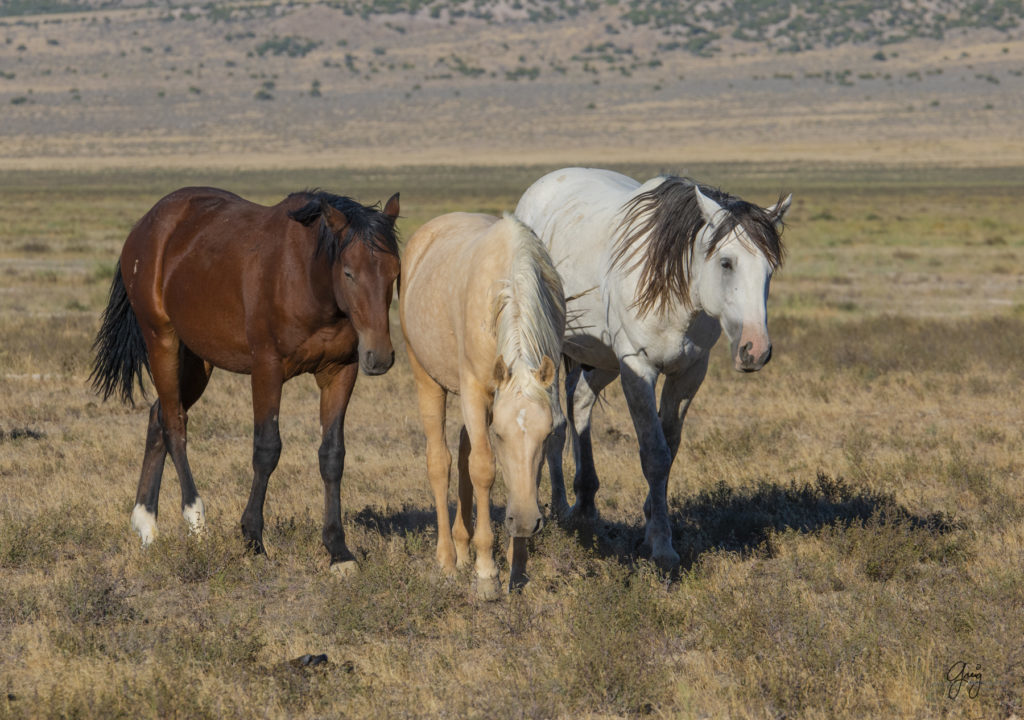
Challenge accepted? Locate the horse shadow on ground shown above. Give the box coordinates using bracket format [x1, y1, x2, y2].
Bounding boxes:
[351, 471, 959, 576]
[565, 471, 959, 573]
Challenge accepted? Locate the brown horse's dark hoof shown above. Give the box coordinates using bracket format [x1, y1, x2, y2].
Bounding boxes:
[243, 535, 266, 556]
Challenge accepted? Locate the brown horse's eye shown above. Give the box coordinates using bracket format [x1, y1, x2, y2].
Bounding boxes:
[343, 267, 354, 280]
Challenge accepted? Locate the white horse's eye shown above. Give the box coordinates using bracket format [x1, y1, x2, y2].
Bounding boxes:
[720, 258, 734, 271]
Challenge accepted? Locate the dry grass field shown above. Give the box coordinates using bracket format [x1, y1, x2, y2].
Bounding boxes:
[1, 162, 1022, 718]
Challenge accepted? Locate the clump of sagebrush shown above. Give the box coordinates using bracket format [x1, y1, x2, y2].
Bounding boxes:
[0, 504, 115, 569]
[137, 525, 253, 585]
[313, 534, 466, 639]
[553, 563, 679, 715]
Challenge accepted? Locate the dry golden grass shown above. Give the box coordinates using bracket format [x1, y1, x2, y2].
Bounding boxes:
[1, 164, 1023, 719]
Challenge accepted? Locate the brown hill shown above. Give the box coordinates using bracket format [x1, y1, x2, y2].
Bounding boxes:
[1, 1, 1022, 168]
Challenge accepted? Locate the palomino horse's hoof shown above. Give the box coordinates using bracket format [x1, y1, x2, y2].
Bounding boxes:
[330, 559, 359, 578]
[474, 575, 502, 601]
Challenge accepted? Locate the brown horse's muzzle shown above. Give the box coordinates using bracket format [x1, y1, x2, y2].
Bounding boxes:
[360, 346, 395, 375]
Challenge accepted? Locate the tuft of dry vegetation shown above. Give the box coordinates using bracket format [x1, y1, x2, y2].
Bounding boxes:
[1, 163, 1023, 718]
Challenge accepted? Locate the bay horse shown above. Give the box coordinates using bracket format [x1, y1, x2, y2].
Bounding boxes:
[399, 213, 565, 599]
[516, 168, 790, 569]
[90, 186, 400, 574]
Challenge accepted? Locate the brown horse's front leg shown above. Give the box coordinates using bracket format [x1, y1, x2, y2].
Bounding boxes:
[316, 362, 359, 574]
[241, 363, 284, 555]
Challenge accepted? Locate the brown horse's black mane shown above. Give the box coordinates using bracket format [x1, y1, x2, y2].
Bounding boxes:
[613, 176, 786, 316]
[288, 190, 399, 263]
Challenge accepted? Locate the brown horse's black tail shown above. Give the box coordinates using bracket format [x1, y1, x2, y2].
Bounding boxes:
[89, 261, 150, 406]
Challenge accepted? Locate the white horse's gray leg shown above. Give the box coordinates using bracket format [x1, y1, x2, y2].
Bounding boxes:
[659, 355, 710, 470]
[568, 366, 617, 520]
[619, 357, 679, 570]
[643, 356, 709, 525]
[544, 362, 572, 517]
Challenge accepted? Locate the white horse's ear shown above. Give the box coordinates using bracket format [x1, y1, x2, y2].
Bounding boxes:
[766, 194, 792, 229]
[534, 356, 556, 388]
[493, 355, 510, 387]
[695, 186, 724, 226]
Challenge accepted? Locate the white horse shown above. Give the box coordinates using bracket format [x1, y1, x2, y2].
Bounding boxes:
[515, 168, 790, 569]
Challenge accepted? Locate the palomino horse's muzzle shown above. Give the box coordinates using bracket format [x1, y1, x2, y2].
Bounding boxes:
[505, 509, 544, 538]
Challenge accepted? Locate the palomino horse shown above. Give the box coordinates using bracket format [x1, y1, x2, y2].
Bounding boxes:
[90, 187, 400, 573]
[516, 168, 790, 569]
[400, 213, 565, 599]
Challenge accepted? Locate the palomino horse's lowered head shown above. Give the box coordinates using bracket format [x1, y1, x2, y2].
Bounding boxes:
[294, 193, 401, 375]
[491, 354, 557, 538]
[692, 187, 791, 373]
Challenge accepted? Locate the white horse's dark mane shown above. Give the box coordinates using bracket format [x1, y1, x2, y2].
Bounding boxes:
[613, 177, 786, 316]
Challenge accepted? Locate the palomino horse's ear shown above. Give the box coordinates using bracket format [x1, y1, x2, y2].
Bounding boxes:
[694, 186, 725, 226]
[492, 355, 510, 387]
[534, 356, 556, 388]
[383, 193, 400, 223]
[766, 193, 792, 230]
[320, 201, 350, 236]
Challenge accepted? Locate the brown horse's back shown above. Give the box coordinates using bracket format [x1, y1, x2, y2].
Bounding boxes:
[121, 188, 321, 374]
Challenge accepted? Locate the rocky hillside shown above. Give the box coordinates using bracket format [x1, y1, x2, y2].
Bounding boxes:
[1, 0, 1022, 167]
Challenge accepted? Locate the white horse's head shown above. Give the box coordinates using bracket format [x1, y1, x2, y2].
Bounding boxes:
[490, 355, 556, 538]
[694, 188, 791, 372]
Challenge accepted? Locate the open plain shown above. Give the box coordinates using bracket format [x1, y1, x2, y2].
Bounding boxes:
[2, 1, 1024, 718]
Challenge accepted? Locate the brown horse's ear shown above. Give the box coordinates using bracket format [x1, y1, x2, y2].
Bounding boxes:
[320, 201, 350, 236]
[383, 193, 400, 223]
[492, 355, 509, 387]
[535, 356, 556, 388]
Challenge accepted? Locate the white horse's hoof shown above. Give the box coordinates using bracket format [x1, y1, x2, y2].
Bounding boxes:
[330, 559, 359, 578]
[182, 497, 206, 535]
[474, 575, 502, 601]
[130, 504, 158, 547]
[651, 547, 680, 571]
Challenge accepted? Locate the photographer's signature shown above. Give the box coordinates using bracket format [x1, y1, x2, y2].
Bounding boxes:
[946, 661, 982, 699]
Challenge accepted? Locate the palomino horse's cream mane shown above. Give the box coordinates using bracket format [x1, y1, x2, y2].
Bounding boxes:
[491, 213, 565, 407]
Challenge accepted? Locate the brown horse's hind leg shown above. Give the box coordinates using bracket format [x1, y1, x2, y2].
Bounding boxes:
[143, 333, 206, 539]
[315, 362, 359, 574]
[131, 345, 211, 544]
[131, 400, 167, 545]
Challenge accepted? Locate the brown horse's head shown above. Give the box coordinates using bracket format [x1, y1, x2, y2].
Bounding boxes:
[293, 192, 401, 375]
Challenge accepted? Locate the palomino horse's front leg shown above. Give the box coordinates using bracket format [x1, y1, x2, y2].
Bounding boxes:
[316, 362, 360, 575]
[407, 345, 458, 574]
[619, 357, 680, 570]
[460, 383, 501, 601]
[241, 361, 284, 555]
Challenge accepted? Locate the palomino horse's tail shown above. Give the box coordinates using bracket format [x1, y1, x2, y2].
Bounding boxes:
[90, 261, 151, 406]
